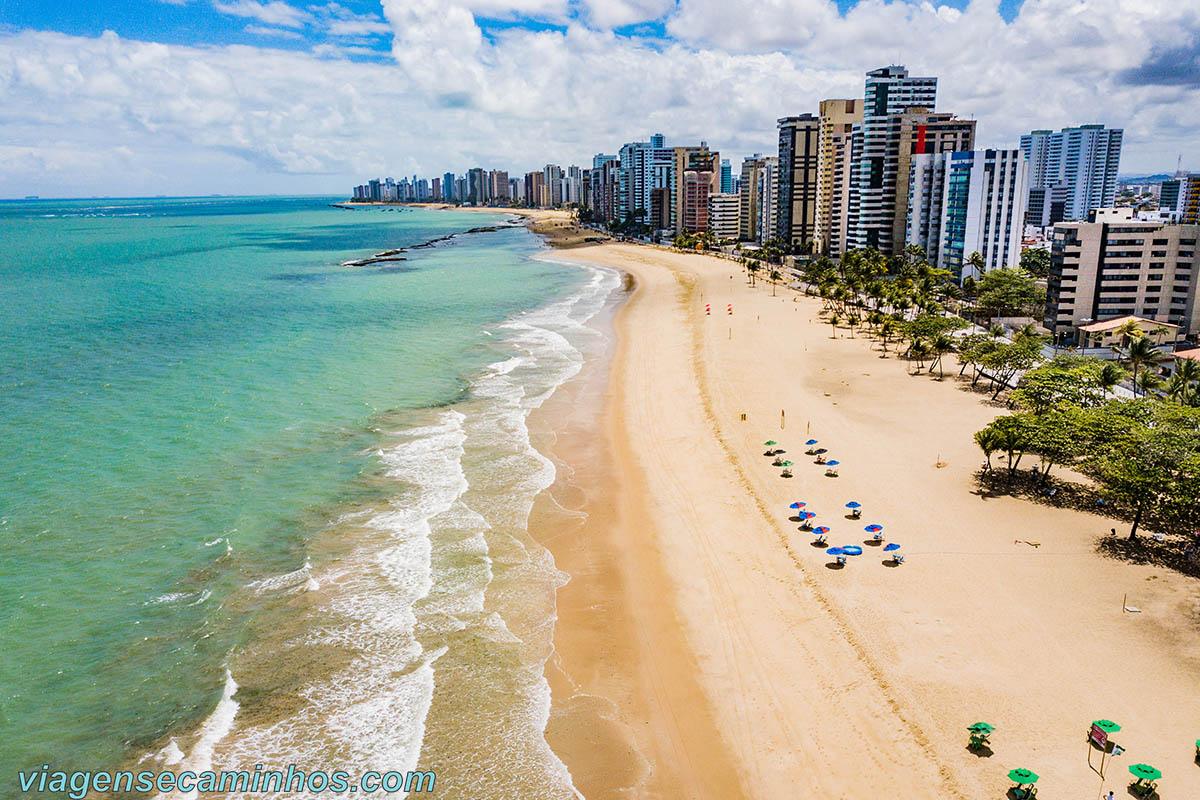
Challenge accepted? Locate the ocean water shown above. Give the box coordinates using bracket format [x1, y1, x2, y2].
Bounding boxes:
[0, 197, 619, 797]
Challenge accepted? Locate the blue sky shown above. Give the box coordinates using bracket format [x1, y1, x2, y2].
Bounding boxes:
[0, 0, 1193, 196]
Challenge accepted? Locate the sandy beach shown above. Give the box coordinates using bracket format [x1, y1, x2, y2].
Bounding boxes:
[529, 238, 1200, 798]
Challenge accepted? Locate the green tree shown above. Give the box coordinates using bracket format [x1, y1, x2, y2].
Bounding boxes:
[976, 268, 1046, 321]
[928, 333, 957, 378]
[1019, 247, 1051, 278]
[1120, 336, 1159, 396]
[1084, 402, 1200, 538]
[1097, 361, 1128, 398]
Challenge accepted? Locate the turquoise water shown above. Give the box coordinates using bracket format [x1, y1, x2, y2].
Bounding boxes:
[0, 197, 615, 796]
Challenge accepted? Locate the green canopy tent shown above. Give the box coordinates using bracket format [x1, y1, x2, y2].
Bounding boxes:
[967, 722, 994, 750]
[1007, 768, 1038, 799]
[1128, 763, 1161, 798]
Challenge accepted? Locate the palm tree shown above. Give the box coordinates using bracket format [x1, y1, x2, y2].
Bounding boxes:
[974, 428, 1001, 471]
[989, 324, 1006, 340]
[908, 338, 930, 372]
[846, 313, 859, 338]
[1136, 369, 1164, 398]
[747, 260, 761, 287]
[879, 319, 897, 353]
[1171, 358, 1200, 404]
[966, 251, 986, 280]
[769, 269, 782, 296]
[929, 333, 957, 378]
[1097, 361, 1127, 398]
[829, 314, 840, 337]
[1122, 336, 1158, 396]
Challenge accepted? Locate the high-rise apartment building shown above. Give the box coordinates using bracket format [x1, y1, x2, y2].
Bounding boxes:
[524, 171, 546, 208]
[1045, 209, 1200, 337]
[681, 170, 712, 234]
[708, 193, 740, 239]
[1021, 124, 1123, 225]
[739, 155, 767, 241]
[466, 168, 486, 205]
[543, 164, 564, 207]
[617, 133, 673, 226]
[673, 145, 719, 234]
[777, 114, 820, 251]
[887, 109, 977, 251]
[720, 159, 733, 194]
[757, 157, 780, 244]
[442, 172, 455, 202]
[591, 157, 619, 223]
[850, 65, 938, 253]
[431, 177, 442, 201]
[816, 99, 861, 257]
[1181, 174, 1200, 225]
[906, 149, 1028, 278]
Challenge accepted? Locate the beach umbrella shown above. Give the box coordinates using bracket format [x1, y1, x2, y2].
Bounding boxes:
[799, 511, 816, 520]
[845, 501, 861, 509]
[1092, 719, 1122, 734]
[865, 524, 883, 533]
[825, 547, 845, 556]
[1128, 764, 1161, 781]
[1007, 769, 1038, 784]
[806, 439, 819, 446]
[841, 545, 863, 556]
[814, 526, 831, 535]
[883, 543, 901, 552]
[789, 501, 807, 509]
[764, 440, 777, 447]
[779, 461, 794, 467]
[814, 448, 828, 454]
[826, 460, 840, 467]
[968, 722, 996, 733]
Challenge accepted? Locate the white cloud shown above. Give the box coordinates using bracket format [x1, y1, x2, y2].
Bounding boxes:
[3, 0, 1200, 197]
[212, 0, 312, 29]
[244, 23, 306, 39]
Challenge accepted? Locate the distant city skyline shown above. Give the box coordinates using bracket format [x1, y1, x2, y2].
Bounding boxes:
[3, 1, 1199, 197]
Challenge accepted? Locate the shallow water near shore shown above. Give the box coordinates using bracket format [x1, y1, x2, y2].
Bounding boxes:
[0, 197, 618, 797]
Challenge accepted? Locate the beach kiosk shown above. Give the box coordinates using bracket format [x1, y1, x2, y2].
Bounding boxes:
[1006, 768, 1038, 799]
[1128, 763, 1161, 797]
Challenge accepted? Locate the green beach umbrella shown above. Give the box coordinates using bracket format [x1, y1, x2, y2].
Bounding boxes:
[1007, 768, 1038, 784]
[968, 722, 996, 734]
[1128, 763, 1161, 781]
[764, 440, 777, 446]
[1092, 719, 1121, 733]
[779, 461, 793, 467]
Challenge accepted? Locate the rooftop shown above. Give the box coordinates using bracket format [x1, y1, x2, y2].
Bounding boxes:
[1174, 348, 1200, 362]
[1077, 315, 1180, 333]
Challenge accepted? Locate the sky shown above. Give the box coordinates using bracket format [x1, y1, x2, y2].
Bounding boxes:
[0, 0, 1196, 197]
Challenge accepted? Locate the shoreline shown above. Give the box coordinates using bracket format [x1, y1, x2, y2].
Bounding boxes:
[534, 242, 1200, 797]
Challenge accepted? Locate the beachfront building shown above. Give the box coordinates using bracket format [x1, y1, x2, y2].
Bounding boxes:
[757, 157, 780, 244]
[509, 177, 525, 204]
[1021, 124, 1123, 225]
[1045, 208, 1200, 340]
[848, 65, 939, 254]
[590, 157, 619, 223]
[739, 154, 768, 241]
[816, 99, 861, 257]
[618, 133, 674, 229]
[681, 169, 712, 233]
[673, 145, 719, 234]
[777, 114, 820, 251]
[906, 149, 1028, 279]
[721, 159, 733, 194]
[1182, 174, 1200, 225]
[524, 170, 547, 207]
[708, 193, 739, 239]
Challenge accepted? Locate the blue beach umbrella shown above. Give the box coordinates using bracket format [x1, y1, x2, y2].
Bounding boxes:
[826, 460, 840, 467]
[799, 511, 816, 520]
[826, 547, 845, 556]
[806, 439, 819, 446]
[883, 543, 901, 552]
[789, 501, 806, 509]
[865, 524, 883, 533]
[814, 526, 831, 535]
[814, 448, 828, 455]
[845, 501, 861, 509]
[841, 545, 863, 556]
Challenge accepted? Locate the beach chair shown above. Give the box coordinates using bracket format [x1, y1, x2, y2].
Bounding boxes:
[892, 553, 904, 564]
[850, 508, 862, 519]
[872, 530, 884, 542]
[814, 532, 827, 545]
[825, 467, 839, 477]
[835, 554, 847, 566]
[781, 468, 793, 478]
